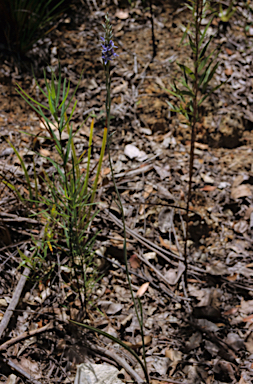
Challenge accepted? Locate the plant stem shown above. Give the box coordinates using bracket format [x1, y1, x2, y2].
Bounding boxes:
[105, 62, 149, 383]
[148, 0, 156, 60]
[183, 0, 202, 289]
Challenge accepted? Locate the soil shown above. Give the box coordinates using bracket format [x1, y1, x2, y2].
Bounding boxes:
[0, 0, 253, 383]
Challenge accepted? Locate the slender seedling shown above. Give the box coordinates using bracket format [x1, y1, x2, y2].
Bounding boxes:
[166, 0, 222, 288]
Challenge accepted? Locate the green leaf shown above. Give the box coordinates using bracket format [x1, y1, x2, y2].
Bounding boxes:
[64, 128, 72, 167]
[188, 35, 197, 54]
[181, 90, 195, 97]
[177, 63, 195, 81]
[166, 100, 180, 112]
[202, 61, 220, 92]
[59, 80, 70, 110]
[198, 50, 214, 73]
[16, 84, 49, 111]
[180, 23, 190, 44]
[7, 140, 33, 201]
[198, 81, 225, 105]
[44, 156, 65, 181]
[1, 178, 23, 201]
[198, 17, 214, 48]
[199, 37, 212, 60]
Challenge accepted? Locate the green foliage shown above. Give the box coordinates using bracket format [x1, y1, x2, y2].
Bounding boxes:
[0, 0, 68, 55]
[166, 0, 222, 124]
[165, 0, 223, 286]
[219, 0, 236, 23]
[14, 65, 107, 311]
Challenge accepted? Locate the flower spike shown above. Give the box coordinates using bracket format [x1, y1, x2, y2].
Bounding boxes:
[100, 14, 118, 65]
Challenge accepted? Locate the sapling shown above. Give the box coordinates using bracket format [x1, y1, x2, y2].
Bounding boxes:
[166, 0, 222, 287]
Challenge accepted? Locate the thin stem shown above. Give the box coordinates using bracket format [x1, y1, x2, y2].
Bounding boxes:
[105, 62, 149, 383]
[183, 0, 202, 289]
[148, 0, 156, 60]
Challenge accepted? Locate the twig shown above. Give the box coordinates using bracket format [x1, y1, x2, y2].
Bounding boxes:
[96, 251, 160, 289]
[149, 375, 191, 384]
[103, 209, 206, 274]
[104, 208, 182, 263]
[186, 319, 238, 363]
[0, 321, 54, 352]
[4, 358, 42, 384]
[136, 251, 190, 302]
[87, 343, 144, 384]
[0, 212, 38, 224]
[0, 266, 30, 339]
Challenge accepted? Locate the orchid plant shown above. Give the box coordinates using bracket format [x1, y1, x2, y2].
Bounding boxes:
[72, 13, 150, 384]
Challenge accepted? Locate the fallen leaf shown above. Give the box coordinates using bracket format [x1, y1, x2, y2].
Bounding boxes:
[121, 314, 133, 327]
[124, 335, 152, 350]
[225, 332, 244, 351]
[238, 376, 249, 384]
[124, 144, 147, 161]
[245, 332, 253, 353]
[201, 173, 214, 184]
[136, 282, 150, 298]
[105, 324, 118, 338]
[129, 254, 140, 269]
[0, 298, 7, 307]
[165, 348, 182, 375]
[5, 374, 17, 384]
[164, 261, 185, 285]
[143, 252, 157, 261]
[225, 67, 233, 76]
[225, 47, 233, 55]
[102, 167, 111, 176]
[226, 273, 238, 281]
[231, 185, 252, 199]
[242, 314, 253, 323]
[244, 205, 253, 219]
[19, 357, 41, 379]
[98, 301, 123, 315]
[233, 220, 248, 234]
[200, 185, 217, 192]
[115, 9, 129, 19]
[39, 148, 51, 157]
[185, 332, 202, 352]
[159, 236, 179, 254]
[195, 142, 209, 150]
[240, 299, 253, 314]
[224, 307, 238, 316]
[147, 356, 171, 376]
[206, 261, 227, 276]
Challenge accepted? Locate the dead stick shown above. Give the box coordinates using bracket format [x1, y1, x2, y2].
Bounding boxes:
[0, 321, 54, 352]
[136, 252, 191, 301]
[88, 344, 144, 384]
[0, 266, 30, 339]
[4, 358, 42, 384]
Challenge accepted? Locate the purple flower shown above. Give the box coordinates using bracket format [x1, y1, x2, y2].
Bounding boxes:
[101, 37, 118, 65]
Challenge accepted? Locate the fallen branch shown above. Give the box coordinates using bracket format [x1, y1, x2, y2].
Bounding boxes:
[4, 358, 42, 384]
[87, 343, 144, 384]
[0, 266, 30, 339]
[0, 321, 54, 352]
